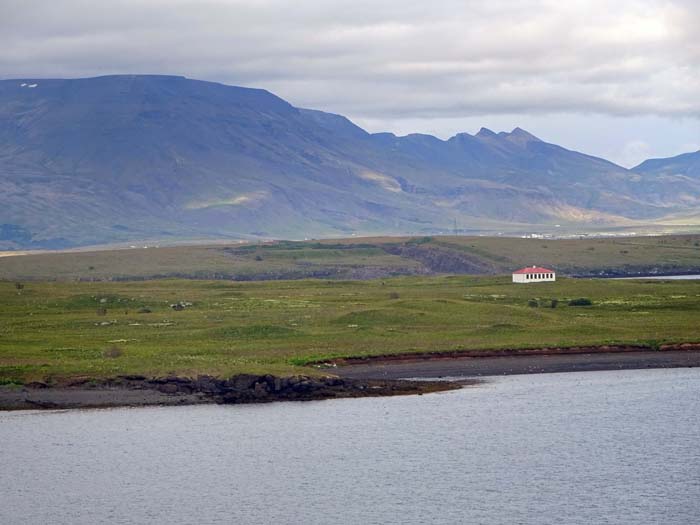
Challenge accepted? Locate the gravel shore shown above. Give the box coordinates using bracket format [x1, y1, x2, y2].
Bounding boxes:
[334, 349, 700, 380]
[3, 346, 698, 410]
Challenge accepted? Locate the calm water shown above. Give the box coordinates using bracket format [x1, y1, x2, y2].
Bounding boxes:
[2, 369, 699, 525]
[615, 274, 700, 280]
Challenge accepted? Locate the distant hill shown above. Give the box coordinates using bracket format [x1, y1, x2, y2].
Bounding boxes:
[634, 150, 700, 179]
[2, 234, 700, 282]
[1, 74, 699, 248]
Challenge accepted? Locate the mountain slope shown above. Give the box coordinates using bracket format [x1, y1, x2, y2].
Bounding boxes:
[631, 150, 700, 210]
[1, 74, 698, 248]
[634, 150, 700, 179]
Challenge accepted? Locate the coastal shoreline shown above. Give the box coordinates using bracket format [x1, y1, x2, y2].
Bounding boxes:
[327, 342, 700, 365]
[333, 347, 700, 380]
[2, 345, 699, 411]
[0, 375, 459, 411]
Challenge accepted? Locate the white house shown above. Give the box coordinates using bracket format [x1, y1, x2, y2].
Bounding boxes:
[512, 266, 556, 283]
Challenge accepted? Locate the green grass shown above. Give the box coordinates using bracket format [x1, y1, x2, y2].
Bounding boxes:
[1, 276, 699, 383]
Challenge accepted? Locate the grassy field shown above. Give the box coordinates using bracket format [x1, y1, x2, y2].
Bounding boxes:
[1, 276, 699, 384]
[1, 234, 699, 282]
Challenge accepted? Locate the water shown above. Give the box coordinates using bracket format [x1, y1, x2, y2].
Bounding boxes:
[615, 274, 700, 280]
[2, 368, 699, 525]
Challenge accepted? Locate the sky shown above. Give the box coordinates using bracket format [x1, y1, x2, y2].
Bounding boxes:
[1, 0, 698, 167]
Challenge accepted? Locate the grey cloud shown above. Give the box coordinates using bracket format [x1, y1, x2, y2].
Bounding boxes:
[1, 0, 699, 122]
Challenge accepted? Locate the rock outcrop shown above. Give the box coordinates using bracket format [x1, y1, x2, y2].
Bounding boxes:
[2, 374, 457, 410]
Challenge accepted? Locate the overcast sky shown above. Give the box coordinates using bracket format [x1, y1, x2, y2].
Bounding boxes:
[1, 0, 698, 166]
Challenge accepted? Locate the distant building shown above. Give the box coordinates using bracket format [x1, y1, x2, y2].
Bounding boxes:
[512, 266, 556, 283]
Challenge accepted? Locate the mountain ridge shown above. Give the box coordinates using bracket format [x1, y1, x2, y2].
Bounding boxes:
[634, 150, 700, 178]
[1, 74, 699, 249]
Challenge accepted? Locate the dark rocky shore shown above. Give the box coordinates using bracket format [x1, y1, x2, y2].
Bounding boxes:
[4, 344, 700, 411]
[333, 346, 700, 380]
[0, 374, 458, 411]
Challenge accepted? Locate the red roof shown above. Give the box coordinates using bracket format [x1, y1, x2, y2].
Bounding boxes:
[512, 266, 554, 275]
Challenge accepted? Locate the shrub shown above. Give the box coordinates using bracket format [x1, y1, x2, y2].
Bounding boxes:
[568, 298, 593, 306]
[527, 299, 539, 308]
[550, 299, 559, 308]
[0, 378, 24, 387]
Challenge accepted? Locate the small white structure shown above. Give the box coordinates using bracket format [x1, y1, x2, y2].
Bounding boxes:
[512, 266, 556, 283]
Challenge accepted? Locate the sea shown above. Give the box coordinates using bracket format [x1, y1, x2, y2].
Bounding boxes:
[614, 274, 700, 280]
[1, 368, 699, 525]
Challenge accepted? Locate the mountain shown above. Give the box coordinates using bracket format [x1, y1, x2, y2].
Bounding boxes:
[1, 74, 698, 249]
[630, 151, 700, 214]
[634, 150, 700, 179]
